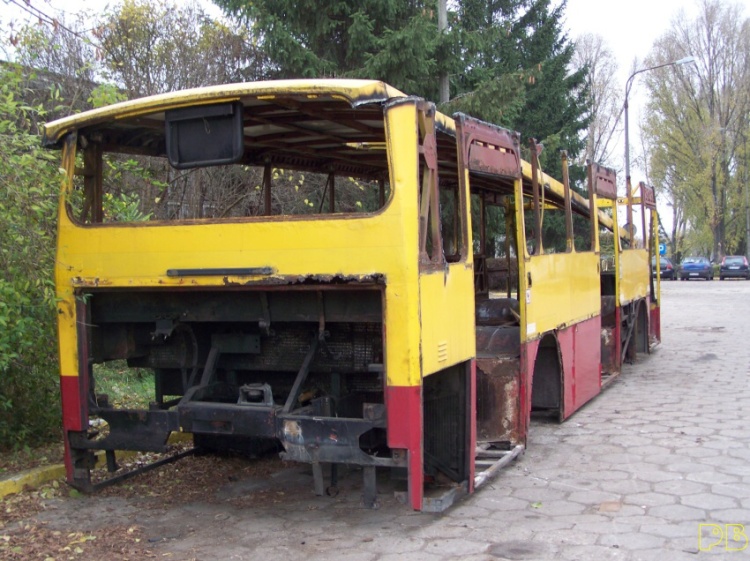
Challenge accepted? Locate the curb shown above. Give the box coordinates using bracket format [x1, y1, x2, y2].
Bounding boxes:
[0, 463, 68, 498]
[0, 432, 193, 499]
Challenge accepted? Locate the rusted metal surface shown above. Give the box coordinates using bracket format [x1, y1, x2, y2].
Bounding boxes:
[454, 113, 521, 180]
[475, 356, 522, 445]
[475, 324, 522, 446]
[590, 162, 618, 200]
[640, 182, 656, 208]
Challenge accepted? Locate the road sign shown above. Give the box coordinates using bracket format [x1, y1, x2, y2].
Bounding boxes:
[659, 243, 666, 255]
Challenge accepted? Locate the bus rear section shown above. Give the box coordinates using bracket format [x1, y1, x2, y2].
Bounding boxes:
[594, 165, 660, 384]
[45, 81, 478, 511]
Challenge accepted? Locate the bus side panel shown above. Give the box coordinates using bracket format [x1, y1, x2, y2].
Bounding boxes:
[559, 316, 602, 419]
[619, 249, 649, 306]
[523, 252, 600, 339]
[385, 385, 423, 510]
[419, 263, 475, 376]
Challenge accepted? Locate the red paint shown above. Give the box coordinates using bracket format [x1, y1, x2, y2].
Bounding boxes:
[519, 339, 540, 443]
[60, 375, 87, 432]
[650, 300, 661, 343]
[569, 316, 602, 414]
[558, 329, 575, 418]
[60, 374, 88, 485]
[385, 385, 423, 510]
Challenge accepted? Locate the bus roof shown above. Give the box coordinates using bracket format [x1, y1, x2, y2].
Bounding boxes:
[42, 79, 407, 147]
[42, 78, 629, 238]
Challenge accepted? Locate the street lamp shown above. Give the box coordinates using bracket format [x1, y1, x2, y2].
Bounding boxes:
[744, 127, 749, 262]
[623, 56, 696, 239]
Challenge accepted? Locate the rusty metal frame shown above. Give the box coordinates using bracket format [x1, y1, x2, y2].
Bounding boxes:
[560, 151, 574, 252]
[529, 139, 543, 255]
[417, 102, 443, 264]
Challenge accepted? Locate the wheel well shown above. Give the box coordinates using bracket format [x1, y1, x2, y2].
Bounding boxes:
[531, 333, 562, 420]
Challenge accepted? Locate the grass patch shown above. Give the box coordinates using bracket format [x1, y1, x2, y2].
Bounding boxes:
[93, 361, 154, 410]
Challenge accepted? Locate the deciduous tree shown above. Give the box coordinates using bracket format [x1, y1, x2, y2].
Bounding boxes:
[572, 33, 621, 168]
[643, 0, 750, 259]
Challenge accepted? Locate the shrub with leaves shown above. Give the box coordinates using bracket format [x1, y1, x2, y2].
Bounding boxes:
[0, 65, 63, 449]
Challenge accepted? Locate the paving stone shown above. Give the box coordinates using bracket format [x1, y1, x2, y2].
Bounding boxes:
[665, 462, 716, 474]
[485, 540, 558, 560]
[633, 466, 682, 483]
[639, 522, 700, 539]
[567, 490, 621, 506]
[598, 531, 665, 550]
[378, 551, 443, 561]
[711, 482, 750, 498]
[641, 454, 681, 466]
[510, 486, 567, 503]
[595, 504, 647, 517]
[630, 548, 703, 561]
[704, 508, 750, 523]
[598, 479, 652, 495]
[517, 500, 587, 517]
[357, 535, 425, 553]
[647, 504, 706, 521]
[557, 544, 630, 561]
[531, 528, 599, 546]
[421, 537, 489, 557]
[572, 521, 638, 534]
[623, 492, 677, 507]
[680, 493, 738, 510]
[652, 479, 708, 495]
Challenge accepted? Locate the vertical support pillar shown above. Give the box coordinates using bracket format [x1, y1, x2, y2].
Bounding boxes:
[263, 163, 272, 215]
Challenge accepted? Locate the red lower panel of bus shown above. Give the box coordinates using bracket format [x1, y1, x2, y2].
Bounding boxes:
[559, 315, 602, 419]
[385, 384, 423, 510]
[650, 302, 661, 343]
[60, 374, 87, 483]
[60, 374, 86, 432]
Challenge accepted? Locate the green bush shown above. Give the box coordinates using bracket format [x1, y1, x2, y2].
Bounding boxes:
[0, 65, 63, 449]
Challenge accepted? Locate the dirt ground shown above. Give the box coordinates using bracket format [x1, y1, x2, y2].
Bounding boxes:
[0, 444, 407, 560]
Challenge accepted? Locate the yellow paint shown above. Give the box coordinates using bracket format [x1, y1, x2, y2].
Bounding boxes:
[419, 263, 476, 375]
[619, 249, 650, 305]
[522, 252, 601, 339]
[56, 138, 80, 379]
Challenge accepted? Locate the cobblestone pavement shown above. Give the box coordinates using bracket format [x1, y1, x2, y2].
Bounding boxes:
[34, 280, 750, 560]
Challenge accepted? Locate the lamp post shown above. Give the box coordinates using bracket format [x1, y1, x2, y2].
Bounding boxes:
[623, 56, 696, 239]
[745, 128, 749, 262]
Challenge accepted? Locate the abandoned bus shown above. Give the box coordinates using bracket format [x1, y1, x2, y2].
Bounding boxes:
[43, 80, 660, 512]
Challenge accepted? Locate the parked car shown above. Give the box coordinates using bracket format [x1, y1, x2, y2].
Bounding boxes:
[651, 256, 677, 280]
[719, 255, 750, 280]
[679, 256, 713, 280]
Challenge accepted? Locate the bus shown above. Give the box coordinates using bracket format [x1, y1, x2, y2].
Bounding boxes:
[42, 80, 660, 512]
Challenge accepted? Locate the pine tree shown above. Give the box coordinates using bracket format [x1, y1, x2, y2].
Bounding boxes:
[447, 0, 589, 179]
[213, 0, 444, 98]
[213, 0, 589, 179]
